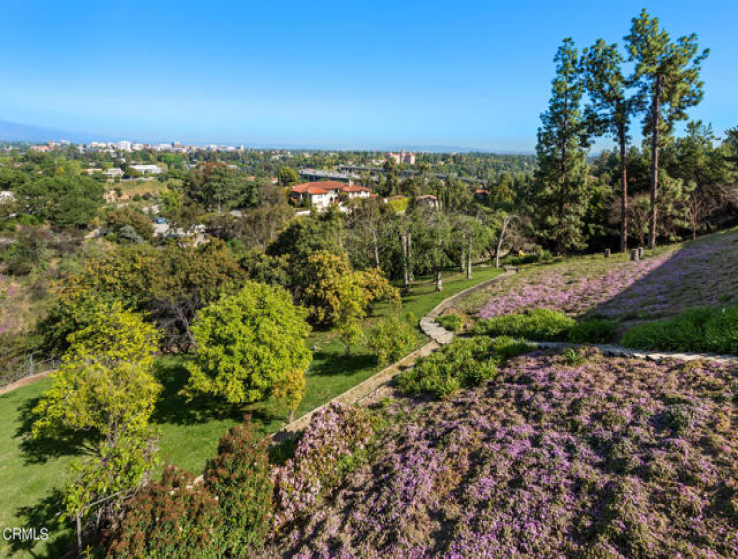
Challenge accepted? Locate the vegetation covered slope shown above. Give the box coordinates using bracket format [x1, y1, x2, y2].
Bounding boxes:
[274, 348, 738, 557]
[471, 229, 738, 321]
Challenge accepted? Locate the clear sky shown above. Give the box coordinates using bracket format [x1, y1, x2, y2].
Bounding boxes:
[1, 0, 735, 151]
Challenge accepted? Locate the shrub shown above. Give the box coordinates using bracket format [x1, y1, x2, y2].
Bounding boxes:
[366, 313, 416, 367]
[108, 467, 221, 558]
[272, 402, 373, 528]
[397, 336, 532, 398]
[503, 247, 552, 266]
[621, 306, 738, 354]
[472, 309, 576, 341]
[569, 319, 618, 344]
[436, 314, 463, 332]
[204, 421, 273, 554]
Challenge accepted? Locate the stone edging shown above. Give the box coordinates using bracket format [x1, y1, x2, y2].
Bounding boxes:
[420, 268, 519, 345]
[531, 340, 736, 364]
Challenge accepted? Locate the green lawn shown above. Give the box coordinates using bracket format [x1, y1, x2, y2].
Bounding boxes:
[0, 265, 503, 557]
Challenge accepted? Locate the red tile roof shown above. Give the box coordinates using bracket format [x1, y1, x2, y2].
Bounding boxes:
[291, 181, 371, 195]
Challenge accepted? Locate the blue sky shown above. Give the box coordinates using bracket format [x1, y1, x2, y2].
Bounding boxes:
[0, 0, 735, 151]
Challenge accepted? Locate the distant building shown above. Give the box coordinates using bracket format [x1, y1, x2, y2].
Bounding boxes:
[474, 189, 490, 200]
[385, 148, 416, 165]
[30, 145, 51, 153]
[415, 194, 439, 208]
[117, 140, 132, 151]
[0, 190, 15, 202]
[290, 181, 371, 209]
[106, 168, 124, 179]
[129, 164, 162, 176]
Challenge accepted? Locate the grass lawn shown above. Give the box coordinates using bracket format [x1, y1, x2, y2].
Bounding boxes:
[0, 265, 502, 557]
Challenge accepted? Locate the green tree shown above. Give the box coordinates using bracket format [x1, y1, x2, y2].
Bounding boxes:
[533, 38, 591, 255]
[32, 302, 161, 444]
[182, 281, 312, 407]
[583, 39, 637, 252]
[32, 303, 161, 532]
[625, 8, 708, 248]
[15, 175, 104, 228]
[277, 167, 299, 186]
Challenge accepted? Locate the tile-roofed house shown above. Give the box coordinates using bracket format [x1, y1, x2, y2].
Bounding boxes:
[290, 181, 372, 209]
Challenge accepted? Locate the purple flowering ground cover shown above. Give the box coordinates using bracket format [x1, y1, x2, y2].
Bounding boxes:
[271, 348, 738, 558]
[475, 229, 738, 320]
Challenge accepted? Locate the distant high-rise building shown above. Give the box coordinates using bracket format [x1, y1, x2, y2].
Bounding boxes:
[117, 140, 132, 151]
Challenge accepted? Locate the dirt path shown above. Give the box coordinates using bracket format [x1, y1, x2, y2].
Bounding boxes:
[0, 371, 50, 396]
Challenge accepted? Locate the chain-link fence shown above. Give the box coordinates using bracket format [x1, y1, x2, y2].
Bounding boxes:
[0, 353, 59, 389]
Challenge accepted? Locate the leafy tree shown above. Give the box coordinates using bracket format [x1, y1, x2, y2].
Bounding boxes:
[366, 313, 416, 367]
[104, 207, 154, 241]
[267, 208, 344, 299]
[39, 241, 246, 354]
[15, 175, 104, 228]
[182, 281, 312, 407]
[625, 9, 708, 248]
[413, 206, 452, 291]
[583, 39, 637, 252]
[32, 303, 161, 534]
[533, 38, 591, 255]
[278, 167, 299, 186]
[32, 302, 161, 444]
[184, 164, 254, 212]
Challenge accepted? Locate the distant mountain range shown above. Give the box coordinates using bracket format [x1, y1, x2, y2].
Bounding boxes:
[0, 119, 114, 144]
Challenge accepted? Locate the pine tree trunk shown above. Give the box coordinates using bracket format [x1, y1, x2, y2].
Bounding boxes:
[372, 229, 380, 268]
[620, 132, 628, 252]
[408, 233, 414, 282]
[648, 77, 662, 250]
[466, 237, 473, 279]
[401, 233, 410, 291]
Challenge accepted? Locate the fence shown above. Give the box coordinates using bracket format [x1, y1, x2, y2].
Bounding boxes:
[0, 353, 59, 389]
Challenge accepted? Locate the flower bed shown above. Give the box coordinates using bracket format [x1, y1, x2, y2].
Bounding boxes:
[273, 349, 738, 557]
[477, 230, 738, 320]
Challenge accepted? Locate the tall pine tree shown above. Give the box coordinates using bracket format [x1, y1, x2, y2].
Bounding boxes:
[625, 9, 708, 248]
[534, 38, 590, 255]
[583, 39, 637, 252]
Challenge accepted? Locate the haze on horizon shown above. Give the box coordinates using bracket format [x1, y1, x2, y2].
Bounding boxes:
[1, 0, 736, 151]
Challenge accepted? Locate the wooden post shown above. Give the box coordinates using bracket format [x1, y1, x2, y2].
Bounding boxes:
[604, 249, 611, 258]
[638, 247, 644, 259]
[630, 248, 639, 262]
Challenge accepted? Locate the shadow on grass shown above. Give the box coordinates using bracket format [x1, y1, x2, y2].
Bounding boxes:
[151, 357, 287, 428]
[8, 489, 74, 558]
[309, 349, 377, 378]
[15, 397, 94, 466]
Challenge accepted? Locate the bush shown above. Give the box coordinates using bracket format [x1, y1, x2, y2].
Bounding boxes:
[436, 314, 463, 332]
[621, 306, 738, 354]
[204, 421, 273, 554]
[569, 319, 618, 344]
[503, 247, 552, 266]
[397, 336, 533, 398]
[272, 402, 373, 527]
[108, 467, 221, 558]
[472, 309, 576, 341]
[366, 313, 416, 366]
